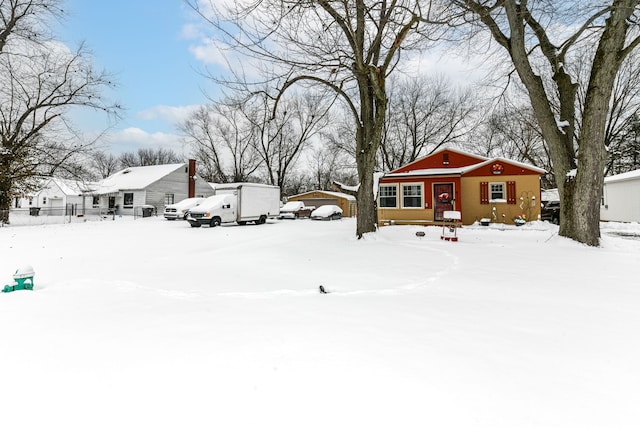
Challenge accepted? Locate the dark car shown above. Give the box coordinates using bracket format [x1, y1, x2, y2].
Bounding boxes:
[541, 200, 560, 224]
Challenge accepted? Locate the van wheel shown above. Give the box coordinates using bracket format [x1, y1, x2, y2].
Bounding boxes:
[256, 215, 267, 225]
[211, 217, 221, 227]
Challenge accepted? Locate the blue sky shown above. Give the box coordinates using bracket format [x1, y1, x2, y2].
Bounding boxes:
[56, 0, 219, 155]
[54, 1, 487, 157]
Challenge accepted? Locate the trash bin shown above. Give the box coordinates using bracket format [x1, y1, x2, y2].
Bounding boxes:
[29, 207, 40, 216]
[141, 205, 155, 218]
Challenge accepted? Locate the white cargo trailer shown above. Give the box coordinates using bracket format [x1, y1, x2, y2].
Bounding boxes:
[186, 183, 280, 227]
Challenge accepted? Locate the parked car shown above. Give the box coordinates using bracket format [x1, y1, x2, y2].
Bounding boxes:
[540, 200, 560, 224]
[164, 197, 205, 220]
[278, 201, 315, 219]
[310, 205, 343, 220]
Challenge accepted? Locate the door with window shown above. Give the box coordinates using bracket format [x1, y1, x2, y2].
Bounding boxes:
[434, 183, 454, 221]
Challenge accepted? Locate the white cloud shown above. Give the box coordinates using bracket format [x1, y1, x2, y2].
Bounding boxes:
[188, 41, 229, 67]
[106, 127, 188, 155]
[136, 105, 202, 125]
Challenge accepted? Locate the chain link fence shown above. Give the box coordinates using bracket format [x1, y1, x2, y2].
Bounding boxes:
[1, 204, 157, 227]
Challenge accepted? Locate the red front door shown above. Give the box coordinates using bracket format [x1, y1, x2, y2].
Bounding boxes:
[434, 183, 454, 221]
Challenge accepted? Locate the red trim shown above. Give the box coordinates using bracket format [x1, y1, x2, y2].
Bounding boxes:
[480, 182, 489, 204]
[507, 181, 516, 204]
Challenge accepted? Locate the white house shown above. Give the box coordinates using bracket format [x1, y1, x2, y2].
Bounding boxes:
[31, 178, 95, 216]
[91, 160, 215, 216]
[601, 169, 640, 223]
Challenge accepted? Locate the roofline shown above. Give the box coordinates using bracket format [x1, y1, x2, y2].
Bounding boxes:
[96, 163, 186, 193]
[461, 157, 547, 175]
[387, 147, 489, 174]
[289, 190, 356, 200]
[604, 171, 640, 183]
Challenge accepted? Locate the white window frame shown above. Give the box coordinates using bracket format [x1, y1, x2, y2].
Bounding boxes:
[401, 183, 423, 209]
[378, 184, 398, 208]
[489, 182, 506, 203]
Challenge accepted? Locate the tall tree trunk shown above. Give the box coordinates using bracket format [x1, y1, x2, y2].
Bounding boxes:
[354, 64, 387, 238]
[564, 2, 633, 246]
[0, 171, 12, 224]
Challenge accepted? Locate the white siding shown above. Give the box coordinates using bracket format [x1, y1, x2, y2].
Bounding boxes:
[601, 177, 640, 222]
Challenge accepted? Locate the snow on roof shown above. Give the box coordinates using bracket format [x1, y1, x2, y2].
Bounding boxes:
[385, 167, 469, 178]
[292, 190, 357, 201]
[390, 147, 489, 173]
[384, 157, 546, 178]
[50, 178, 96, 196]
[605, 169, 640, 183]
[92, 163, 185, 195]
[464, 157, 547, 174]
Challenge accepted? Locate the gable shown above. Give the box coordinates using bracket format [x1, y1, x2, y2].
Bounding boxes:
[462, 158, 546, 177]
[392, 148, 487, 174]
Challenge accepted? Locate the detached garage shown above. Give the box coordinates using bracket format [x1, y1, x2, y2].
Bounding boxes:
[287, 191, 357, 217]
[601, 169, 640, 223]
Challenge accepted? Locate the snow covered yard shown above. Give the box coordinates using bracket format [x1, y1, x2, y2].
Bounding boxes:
[1, 217, 639, 427]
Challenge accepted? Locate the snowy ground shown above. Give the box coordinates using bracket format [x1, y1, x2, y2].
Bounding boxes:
[1, 217, 639, 427]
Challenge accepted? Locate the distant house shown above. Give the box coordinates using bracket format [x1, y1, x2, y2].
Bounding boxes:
[91, 160, 215, 216]
[601, 169, 640, 223]
[287, 190, 357, 217]
[31, 178, 94, 216]
[377, 148, 546, 226]
[11, 177, 93, 215]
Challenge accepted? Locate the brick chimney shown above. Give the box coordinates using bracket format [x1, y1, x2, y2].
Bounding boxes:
[188, 159, 196, 198]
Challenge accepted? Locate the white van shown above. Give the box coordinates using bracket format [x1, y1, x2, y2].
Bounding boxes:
[163, 197, 205, 220]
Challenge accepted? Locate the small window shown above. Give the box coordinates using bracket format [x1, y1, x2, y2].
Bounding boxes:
[490, 183, 506, 201]
[92, 196, 99, 207]
[124, 193, 134, 207]
[402, 184, 422, 208]
[379, 185, 397, 208]
[42, 197, 47, 205]
[164, 194, 174, 205]
[443, 153, 449, 165]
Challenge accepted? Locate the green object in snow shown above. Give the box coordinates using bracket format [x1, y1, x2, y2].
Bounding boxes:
[2, 265, 35, 293]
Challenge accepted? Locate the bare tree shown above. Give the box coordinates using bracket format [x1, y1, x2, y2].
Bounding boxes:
[187, 0, 446, 238]
[603, 50, 640, 173]
[452, 0, 640, 246]
[303, 142, 357, 194]
[117, 147, 182, 168]
[0, 0, 61, 55]
[180, 102, 262, 183]
[90, 151, 120, 179]
[0, 2, 118, 223]
[607, 113, 640, 174]
[465, 101, 555, 188]
[243, 91, 332, 189]
[381, 75, 477, 171]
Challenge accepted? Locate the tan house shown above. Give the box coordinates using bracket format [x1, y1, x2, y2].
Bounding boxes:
[287, 190, 357, 217]
[377, 148, 545, 226]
